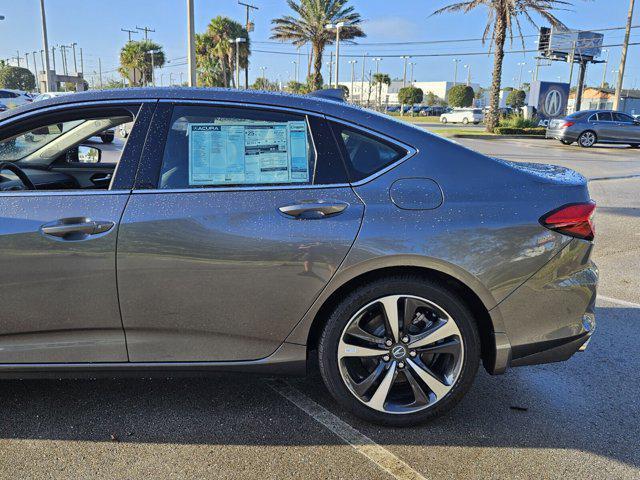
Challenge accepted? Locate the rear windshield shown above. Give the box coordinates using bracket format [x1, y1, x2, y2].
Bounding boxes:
[567, 111, 589, 119]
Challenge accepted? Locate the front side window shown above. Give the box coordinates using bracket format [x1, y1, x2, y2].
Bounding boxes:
[330, 122, 407, 182]
[613, 112, 634, 123]
[597, 112, 613, 122]
[158, 106, 347, 189]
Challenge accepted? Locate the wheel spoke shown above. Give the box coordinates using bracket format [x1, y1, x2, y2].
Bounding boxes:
[344, 321, 385, 346]
[366, 361, 397, 410]
[351, 361, 386, 397]
[338, 341, 387, 360]
[406, 358, 451, 400]
[417, 338, 461, 356]
[408, 319, 459, 349]
[379, 296, 401, 343]
[403, 368, 430, 407]
[402, 297, 423, 335]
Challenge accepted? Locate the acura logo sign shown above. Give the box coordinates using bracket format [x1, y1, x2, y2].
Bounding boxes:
[544, 89, 563, 117]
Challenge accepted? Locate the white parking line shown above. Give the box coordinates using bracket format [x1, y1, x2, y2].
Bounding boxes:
[268, 380, 427, 480]
[598, 295, 640, 309]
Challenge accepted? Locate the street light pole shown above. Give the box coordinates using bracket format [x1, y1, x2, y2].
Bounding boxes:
[348, 60, 357, 101]
[452, 58, 461, 85]
[230, 38, 247, 89]
[464, 64, 471, 86]
[601, 49, 610, 88]
[325, 22, 344, 88]
[39, 0, 53, 91]
[186, 0, 197, 87]
[517, 62, 526, 89]
[614, 0, 635, 109]
[409, 62, 416, 85]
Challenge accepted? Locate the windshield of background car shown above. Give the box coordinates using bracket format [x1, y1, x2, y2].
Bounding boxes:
[0, 120, 85, 162]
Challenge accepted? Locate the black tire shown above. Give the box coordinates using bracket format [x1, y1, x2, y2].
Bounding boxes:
[560, 140, 572, 145]
[578, 130, 597, 148]
[100, 134, 114, 144]
[629, 144, 640, 148]
[318, 275, 481, 427]
[462, 117, 469, 125]
[441, 117, 447, 124]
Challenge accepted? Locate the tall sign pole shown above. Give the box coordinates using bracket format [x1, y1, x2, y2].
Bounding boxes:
[187, 0, 197, 87]
[239, 2, 258, 89]
[39, 0, 53, 91]
[613, 0, 635, 110]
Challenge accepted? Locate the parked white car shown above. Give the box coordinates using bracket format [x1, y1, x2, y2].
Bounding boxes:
[32, 91, 74, 102]
[0, 89, 32, 109]
[440, 108, 484, 125]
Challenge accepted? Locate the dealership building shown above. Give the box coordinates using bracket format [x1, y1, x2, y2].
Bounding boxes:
[568, 87, 640, 115]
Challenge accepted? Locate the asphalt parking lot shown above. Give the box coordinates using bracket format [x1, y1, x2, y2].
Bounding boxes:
[1, 137, 639, 480]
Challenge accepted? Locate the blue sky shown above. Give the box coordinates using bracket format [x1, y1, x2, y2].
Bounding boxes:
[0, 0, 638, 89]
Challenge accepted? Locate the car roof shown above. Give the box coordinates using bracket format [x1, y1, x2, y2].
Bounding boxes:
[0, 87, 424, 142]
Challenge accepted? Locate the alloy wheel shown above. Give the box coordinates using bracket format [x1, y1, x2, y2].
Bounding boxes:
[337, 295, 464, 414]
[579, 132, 596, 147]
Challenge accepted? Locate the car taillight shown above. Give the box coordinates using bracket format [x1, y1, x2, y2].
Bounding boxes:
[561, 121, 575, 128]
[540, 201, 596, 241]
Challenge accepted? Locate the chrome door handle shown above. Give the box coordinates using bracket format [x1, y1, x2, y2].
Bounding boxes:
[279, 201, 349, 219]
[41, 218, 115, 239]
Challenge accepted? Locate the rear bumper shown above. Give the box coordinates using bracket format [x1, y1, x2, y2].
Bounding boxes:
[546, 128, 578, 142]
[488, 238, 597, 373]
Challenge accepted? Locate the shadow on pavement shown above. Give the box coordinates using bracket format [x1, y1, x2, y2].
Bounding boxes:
[0, 306, 637, 469]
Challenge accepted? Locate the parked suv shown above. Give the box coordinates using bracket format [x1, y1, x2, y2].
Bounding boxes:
[440, 108, 484, 124]
[546, 109, 640, 148]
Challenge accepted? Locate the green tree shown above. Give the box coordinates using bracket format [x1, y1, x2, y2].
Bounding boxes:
[474, 86, 486, 105]
[119, 40, 165, 87]
[448, 84, 474, 107]
[0, 66, 36, 91]
[372, 72, 391, 107]
[285, 80, 308, 94]
[252, 77, 279, 91]
[424, 91, 438, 106]
[433, 1, 573, 132]
[398, 86, 423, 115]
[506, 89, 526, 109]
[197, 16, 250, 88]
[271, 0, 365, 91]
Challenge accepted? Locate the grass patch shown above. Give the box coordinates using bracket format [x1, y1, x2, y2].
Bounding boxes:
[428, 128, 495, 136]
[494, 127, 545, 135]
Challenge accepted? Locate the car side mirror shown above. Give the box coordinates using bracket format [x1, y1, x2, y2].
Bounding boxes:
[78, 145, 101, 163]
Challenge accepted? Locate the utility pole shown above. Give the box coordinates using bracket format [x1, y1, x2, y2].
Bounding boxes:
[517, 62, 526, 89]
[601, 48, 610, 88]
[70, 43, 78, 74]
[136, 25, 155, 41]
[238, 1, 258, 89]
[121, 28, 138, 42]
[409, 62, 416, 85]
[24, 52, 29, 69]
[373, 57, 382, 75]
[259, 66, 267, 79]
[40, 0, 53, 92]
[465, 64, 471, 85]
[401, 55, 410, 88]
[60, 45, 68, 75]
[348, 60, 357, 101]
[614, 0, 635, 110]
[186, 0, 196, 87]
[15, 50, 20, 67]
[80, 47, 83, 75]
[327, 51, 333, 88]
[326, 22, 344, 88]
[291, 61, 297, 82]
[51, 46, 56, 72]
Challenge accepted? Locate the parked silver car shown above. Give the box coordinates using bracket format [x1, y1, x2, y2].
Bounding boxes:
[0, 88, 597, 426]
[546, 109, 640, 148]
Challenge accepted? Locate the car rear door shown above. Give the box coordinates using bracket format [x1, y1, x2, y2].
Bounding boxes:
[594, 111, 616, 141]
[0, 101, 154, 363]
[117, 102, 364, 362]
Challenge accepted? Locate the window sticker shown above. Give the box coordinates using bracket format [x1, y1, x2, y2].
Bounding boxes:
[187, 121, 309, 186]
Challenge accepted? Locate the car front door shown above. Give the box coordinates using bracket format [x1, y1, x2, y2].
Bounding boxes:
[117, 103, 364, 362]
[0, 102, 153, 363]
[593, 111, 616, 141]
[612, 112, 640, 143]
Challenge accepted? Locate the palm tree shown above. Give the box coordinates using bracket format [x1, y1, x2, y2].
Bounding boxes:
[433, 1, 573, 132]
[271, 0, 365, 91]
[372, 73, 391, 108]
[198, 16, 250, 88]
[119, 40, 165, 87]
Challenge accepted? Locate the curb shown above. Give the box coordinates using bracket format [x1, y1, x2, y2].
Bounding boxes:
[449, 134, 547, 140]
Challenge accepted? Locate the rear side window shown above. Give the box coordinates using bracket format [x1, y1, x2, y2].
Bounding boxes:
[613, 112, 633, 123]
[330, 123, 407, 182]
[158, 105, 347, 189]
[597, 112, 613, 121]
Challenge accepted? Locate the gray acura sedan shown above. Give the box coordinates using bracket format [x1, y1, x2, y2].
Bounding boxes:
[546, 109, 640, 147]
[0, 88, 597, 425]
